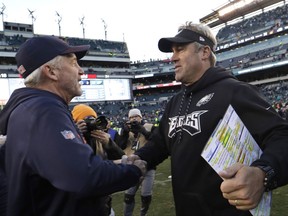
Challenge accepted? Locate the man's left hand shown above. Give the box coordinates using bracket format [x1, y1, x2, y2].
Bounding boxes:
[219, 163, 266, 210]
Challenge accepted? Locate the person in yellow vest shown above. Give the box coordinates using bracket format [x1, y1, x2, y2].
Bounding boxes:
[72, 104, 124, 160]
[121, 108, 155, 216]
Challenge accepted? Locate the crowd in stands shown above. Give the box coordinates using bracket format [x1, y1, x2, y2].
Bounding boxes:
[65, 80, 288, 134]
[66, 37, 128, 54]
[216, 34, 288, 73]
[0, 33, 131, 75]
[0, 33, 129, 57]
[216, 3, 288, 46]
[257, 80, 288, 121]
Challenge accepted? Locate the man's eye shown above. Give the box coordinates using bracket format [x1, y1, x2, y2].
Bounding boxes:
[174, 46, 184, 52]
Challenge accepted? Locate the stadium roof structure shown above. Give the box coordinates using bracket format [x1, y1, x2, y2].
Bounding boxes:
[200, 0, 284, 28]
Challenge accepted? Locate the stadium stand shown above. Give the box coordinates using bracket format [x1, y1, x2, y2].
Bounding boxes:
[2, 0, 288, 126]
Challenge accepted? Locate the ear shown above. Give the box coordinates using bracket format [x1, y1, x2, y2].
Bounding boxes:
[41, 64, 58, 81]
[201, 46, 211, 60]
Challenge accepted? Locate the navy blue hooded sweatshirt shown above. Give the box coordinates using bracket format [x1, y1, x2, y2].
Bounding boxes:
[0, 87, 141, 216]
[136, 67, 288, 216]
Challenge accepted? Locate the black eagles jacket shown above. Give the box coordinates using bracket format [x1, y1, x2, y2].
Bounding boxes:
[136, 66, 288, 216]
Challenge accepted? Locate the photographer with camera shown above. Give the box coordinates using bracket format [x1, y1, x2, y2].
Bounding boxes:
[72, 104, 125, 215]
[120, 108, 156, 216]
[72, 104, 124, 160]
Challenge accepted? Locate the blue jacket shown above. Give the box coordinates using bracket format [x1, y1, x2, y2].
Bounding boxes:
[0, 143, 6, 216]
[0, 87, 141, 216]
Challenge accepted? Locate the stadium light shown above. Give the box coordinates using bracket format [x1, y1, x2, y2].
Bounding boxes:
[80, 16, 85, 39]
[0, 3, 5, 24]
[56, 11, 62, 36]
[27, 9, 36, 29]
[101, 18, 107, 40]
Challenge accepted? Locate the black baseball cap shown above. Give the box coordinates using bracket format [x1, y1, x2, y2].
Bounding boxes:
[158, 29, 215, 53]
[15, 36, 90, 78]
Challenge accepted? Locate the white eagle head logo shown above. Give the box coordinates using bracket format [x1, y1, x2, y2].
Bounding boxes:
[196, 93, 214, 107]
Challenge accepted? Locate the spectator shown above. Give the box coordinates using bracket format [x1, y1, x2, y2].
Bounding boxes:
[72, 104, 124, 160]
[72, 103, 125, 216]
[0, 36, 146, 216]
[104, 117, 123, 150]
[128, 22, 288, 215]
[121, 108, 156, 216]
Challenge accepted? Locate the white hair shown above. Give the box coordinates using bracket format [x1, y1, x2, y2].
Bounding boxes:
[24, 55, 64, 87]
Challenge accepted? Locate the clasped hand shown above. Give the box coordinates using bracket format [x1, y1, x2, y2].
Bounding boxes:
[219, 163, 266, 210]
[121, 154, 147, 176]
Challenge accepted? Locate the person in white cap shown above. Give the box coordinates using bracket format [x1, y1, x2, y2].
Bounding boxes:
[120, 108, 155, 216]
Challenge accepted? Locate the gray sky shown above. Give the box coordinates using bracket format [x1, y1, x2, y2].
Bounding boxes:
[2, 0, 228, 61]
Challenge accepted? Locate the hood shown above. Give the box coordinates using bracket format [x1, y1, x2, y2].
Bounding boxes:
[183, 66, 236, 96]
[0, 88, 65, 135]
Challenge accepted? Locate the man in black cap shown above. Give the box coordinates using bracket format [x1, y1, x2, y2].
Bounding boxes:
[127, 22, 288, 216]
[0, 36, 146, 216]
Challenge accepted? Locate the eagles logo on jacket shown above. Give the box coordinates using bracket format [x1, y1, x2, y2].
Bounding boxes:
[136, 66, 288, 216]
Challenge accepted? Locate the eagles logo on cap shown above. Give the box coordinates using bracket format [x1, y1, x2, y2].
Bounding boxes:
[199, 36, 205, 42]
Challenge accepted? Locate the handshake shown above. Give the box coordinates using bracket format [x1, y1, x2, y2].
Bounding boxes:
[121, 154, 147, 176]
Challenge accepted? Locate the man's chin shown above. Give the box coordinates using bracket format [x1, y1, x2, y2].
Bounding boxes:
[75, 90, 83, 97]
[175, 76, 181, 82]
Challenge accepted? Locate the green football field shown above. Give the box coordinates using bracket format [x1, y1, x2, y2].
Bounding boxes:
[112, 159, 288, 215]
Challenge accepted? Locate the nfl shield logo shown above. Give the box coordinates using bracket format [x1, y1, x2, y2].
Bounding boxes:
[61, 130, 75, 140]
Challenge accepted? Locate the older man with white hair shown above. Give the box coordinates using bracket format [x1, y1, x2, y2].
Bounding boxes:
[0, 36, 147, 216]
